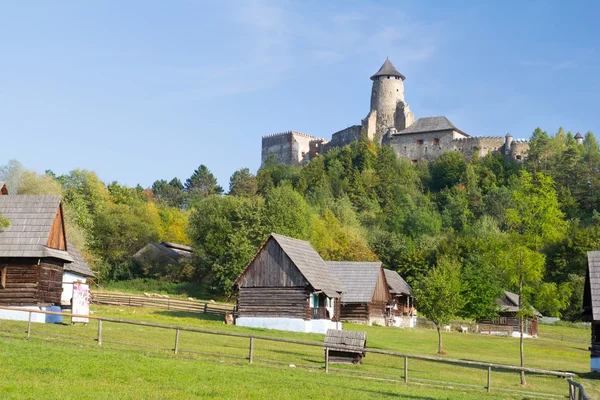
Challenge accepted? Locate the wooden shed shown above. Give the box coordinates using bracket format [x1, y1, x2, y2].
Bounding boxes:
[324, 329, 367, 364]
[384, 269, 416, 327]
[477, 291, 541, 337]
[233, 233, 344, 334]
[328, 261, 391, 326]
[584, 251, 600, 372]
[0, 195, 73, 323]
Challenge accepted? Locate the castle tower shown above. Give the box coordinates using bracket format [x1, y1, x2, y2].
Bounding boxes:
[504, 133, 513, 155]
[575, 132, 584, 145]
[364, 58, 414, 143]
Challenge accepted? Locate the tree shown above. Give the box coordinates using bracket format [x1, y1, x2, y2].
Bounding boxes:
[152, 178, 186, 208]
[414, 256, 463, 354]
[185, 165, 223, 201]
[228, 168, 257, 197]
[428, 152, 467, 192]
[501, 244, 544, 385]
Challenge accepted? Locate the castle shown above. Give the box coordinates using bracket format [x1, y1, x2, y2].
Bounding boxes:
[262, 59, 582, 165]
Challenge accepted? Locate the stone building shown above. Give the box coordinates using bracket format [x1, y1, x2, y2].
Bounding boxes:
[261, 58, 533, 165]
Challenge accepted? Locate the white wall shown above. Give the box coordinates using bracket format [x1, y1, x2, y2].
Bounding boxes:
[61, 272, 87, 305]
[236, 317, 342, 334]
[0, 306, 59, 324]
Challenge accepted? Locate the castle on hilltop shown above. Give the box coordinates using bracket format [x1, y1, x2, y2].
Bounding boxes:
[262, 59, 581, 166]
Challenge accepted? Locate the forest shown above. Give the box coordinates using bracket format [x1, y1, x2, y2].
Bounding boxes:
[1, 126, 599, 321]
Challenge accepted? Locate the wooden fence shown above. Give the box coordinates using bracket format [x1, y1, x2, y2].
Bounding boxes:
[0, 305, 587, 399]
[91, 292, 235, 316]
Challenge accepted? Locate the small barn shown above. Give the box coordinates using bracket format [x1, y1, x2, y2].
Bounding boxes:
[133, 241, 193, 279]
[477, 291, 541, 337]
[384, 269, 416, 327]
[61, 241, 95, 307]
[0, 195, 73, 323]
[584, 251, 600, 372]
[327, 261, 391, 326]
[233, 233, 344, 334]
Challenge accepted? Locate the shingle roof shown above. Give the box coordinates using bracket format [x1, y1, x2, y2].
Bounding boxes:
[324, 329, 366, 348]
[370, 58, 406, 81]
[162, 242, 193, 253]
[395, 116, 469, 137]
[497, 291, 542, 317]
[587, 251, 600, 320]
[0, 195, 72, 262]
[327, 261, 382, 303]
[383, 269, 412, 295]
[64, 241, 95, 278]
[134, 242, 192, 265]
[271, 233, 344, 298]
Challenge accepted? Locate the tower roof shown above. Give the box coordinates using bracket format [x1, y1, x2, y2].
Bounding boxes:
[575, 132, 584, 139]
[370, 58, 406, 81]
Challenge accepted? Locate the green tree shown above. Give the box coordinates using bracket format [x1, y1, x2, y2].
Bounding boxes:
[228, 168, 258, 198]
[185, 165, 223, 201]
[152, 178, 186, 208]
[428, 152, 467, 192]
[414, 256, 463, 354]
[264, 183, 314, 240]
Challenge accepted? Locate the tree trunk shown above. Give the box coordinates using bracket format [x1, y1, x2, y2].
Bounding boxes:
[519, 272, 526, 386]
[437, 324, 443, 354]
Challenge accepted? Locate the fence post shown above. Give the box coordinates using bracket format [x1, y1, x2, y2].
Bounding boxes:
[325, 347, 329, 373]
[487, 366, 491, 392]
[174, 328, 180, 354]
[27, 311, 32, 338]
[404, 356, 408, 383]
[203, 303, 208, 313]
[249, 337, 254, 364]
[129, 296, 131, 306]
[168, 298, 170, 311]
[97, 320, 103, 346]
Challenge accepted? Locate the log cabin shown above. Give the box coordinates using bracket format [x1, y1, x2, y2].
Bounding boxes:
[233, 233, 344, 334]
[477, 291, 541, 337]
[61, 241, 95, 307]
[383, 269, 416, 327]
[0, 195, 73, 323]
[327, 261, 391, 326]
[584, 251, 600, 372]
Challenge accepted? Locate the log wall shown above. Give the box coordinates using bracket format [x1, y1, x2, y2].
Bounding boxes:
[237, 287, 309, 319]
[0, 258, 64, 306]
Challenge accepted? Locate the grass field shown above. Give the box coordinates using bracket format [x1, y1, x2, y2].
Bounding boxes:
[0, 305, 598, 399]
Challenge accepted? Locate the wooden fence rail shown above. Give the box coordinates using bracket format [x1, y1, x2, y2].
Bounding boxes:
[0, 305, 586, 399]
[91, 292, 235, 316]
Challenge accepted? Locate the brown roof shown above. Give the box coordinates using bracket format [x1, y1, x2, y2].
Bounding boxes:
[0, 195, 72, 262]
[370, 58, 406, 81]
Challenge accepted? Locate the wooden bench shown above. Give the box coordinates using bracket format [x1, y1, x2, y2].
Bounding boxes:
[324, 329, 367, 365]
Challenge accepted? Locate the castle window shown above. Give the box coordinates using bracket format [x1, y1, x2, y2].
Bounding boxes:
[415, 140, 424, 145]
[516, 155, 522, 160]
[432, 138, 440, 145]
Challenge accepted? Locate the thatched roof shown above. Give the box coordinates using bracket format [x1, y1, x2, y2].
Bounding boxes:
[0, 195, 72, 262]
[327, 261, 382, 303]
[383, 269, 412, 296]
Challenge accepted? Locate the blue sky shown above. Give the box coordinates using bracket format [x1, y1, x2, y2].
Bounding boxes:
[1, 1, 598, 188]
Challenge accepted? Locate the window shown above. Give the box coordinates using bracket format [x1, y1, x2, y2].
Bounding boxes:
[498, 317, 507, 324]
[432, 138, 440, 145]
[415, 140, 424, 145]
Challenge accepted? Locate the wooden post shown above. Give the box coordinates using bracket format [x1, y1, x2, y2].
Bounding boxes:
[325, 347, 329, 373]
[27, 311, 32, 338]
[487, 366, 491, 392]
[97, 319, 103, 346]
[174, 328, 180, 354]
[249, 337, 254, 364]
[404, 356, 408, 383]
[203, 303, 208, 313]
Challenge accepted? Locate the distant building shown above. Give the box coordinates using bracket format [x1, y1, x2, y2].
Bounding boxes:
[477, 291, 541, 338]
[134, 241, 193, 268]
[260, 58, 563, 166]
[384, 269, 416, 328]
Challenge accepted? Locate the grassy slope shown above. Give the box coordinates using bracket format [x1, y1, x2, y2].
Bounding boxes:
[0, 305, 597, 399]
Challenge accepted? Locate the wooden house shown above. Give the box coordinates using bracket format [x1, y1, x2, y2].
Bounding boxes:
[61, 241, 95, 307]
[0, 195, 73, 323]
[477, 291, 541, 337]
[584, 251, 600, 372]
[233, 233, 344, 334]
[0, 181, 8, 195]
[384, 269, 416, 327]
[327, 261, 391, 326]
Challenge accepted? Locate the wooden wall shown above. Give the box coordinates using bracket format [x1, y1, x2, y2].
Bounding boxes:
[46, 205, 67, 251]
[368, 302, 387, 319]
[237, 287, 308, 319]
[0, 258, 64, 306]
[237, 239, 308, 288]
[478, 312, 538, 336]
[371, 269, 391, 303]
[340, 303, 369, 321]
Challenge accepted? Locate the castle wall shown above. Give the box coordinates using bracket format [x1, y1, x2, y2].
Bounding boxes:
[384, 130, 457, 162]
[324, 125, 362, 153]
[508, 140, 529, 161]
[262, 132, 324, 165]
[453, 137, 505, 158]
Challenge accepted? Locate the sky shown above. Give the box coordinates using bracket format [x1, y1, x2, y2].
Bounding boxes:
[1, 0, 599, 188]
